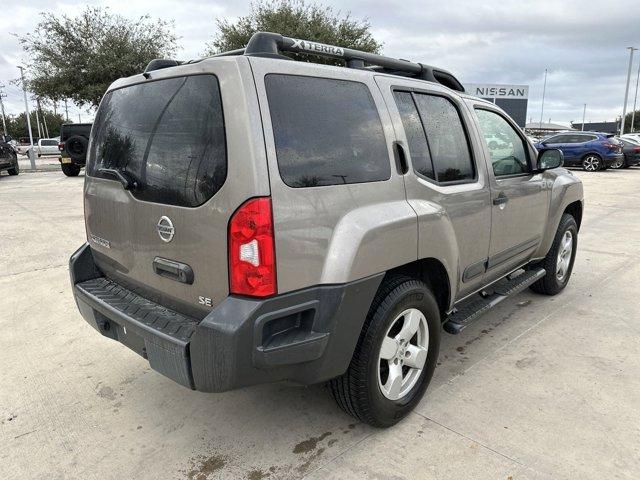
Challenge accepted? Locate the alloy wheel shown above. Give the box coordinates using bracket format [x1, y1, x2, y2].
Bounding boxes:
[556, 230, 573, 282]
[583, 156, 600, 171]
[377, 308, 429, 401]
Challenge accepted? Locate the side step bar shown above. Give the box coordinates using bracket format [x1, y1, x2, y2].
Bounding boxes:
[443, 268, 546, 334]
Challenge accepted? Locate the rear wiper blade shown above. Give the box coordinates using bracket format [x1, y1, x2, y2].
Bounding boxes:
[97, 168, 139, 190]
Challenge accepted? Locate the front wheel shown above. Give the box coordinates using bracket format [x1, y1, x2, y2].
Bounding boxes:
[610, 157, 624, 169]
[7, 156, 19, 175]
[329, 276, 441, 427]
[530, 214, 578, 295]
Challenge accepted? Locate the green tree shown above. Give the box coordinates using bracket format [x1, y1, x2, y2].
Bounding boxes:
[19, 7, 178, 108]
[206, 0, 382, 64]
[6, 109, 67, 140]
[622, 110, 640, 133]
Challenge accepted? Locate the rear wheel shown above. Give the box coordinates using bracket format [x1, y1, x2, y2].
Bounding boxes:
[329, 275, 441, 427]
[61, 163, 81, 177]
[582, 154, 602, 171]
[530, 214, 577, 295]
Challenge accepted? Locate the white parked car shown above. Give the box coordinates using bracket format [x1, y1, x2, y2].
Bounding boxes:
[35, 138, 60, 157]
[620, 133, 640, 143]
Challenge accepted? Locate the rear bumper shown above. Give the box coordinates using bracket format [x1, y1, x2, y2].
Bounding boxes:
[70, 243, 382, 392]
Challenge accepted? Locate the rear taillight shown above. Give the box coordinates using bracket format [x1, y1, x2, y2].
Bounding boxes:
[58, 142, 64, 151]
[634, 146, 640, 153]
[228, 197, 277, 297]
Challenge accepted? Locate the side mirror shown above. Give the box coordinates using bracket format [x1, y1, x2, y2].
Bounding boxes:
[537, 148, 563, 170]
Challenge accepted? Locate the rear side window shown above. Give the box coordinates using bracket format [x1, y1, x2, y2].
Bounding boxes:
[393, 91, 474, 183]
[87, 75, 226, 208]
[265, 75, 390, 187]
[413, 94, 474, 182]
[394, 91, 435, 180]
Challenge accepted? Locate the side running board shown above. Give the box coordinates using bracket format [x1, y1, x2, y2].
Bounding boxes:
[443, 268, 546, 334]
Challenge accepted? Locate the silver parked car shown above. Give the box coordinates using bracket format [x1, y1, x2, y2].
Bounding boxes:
[70, 32, 583, 427]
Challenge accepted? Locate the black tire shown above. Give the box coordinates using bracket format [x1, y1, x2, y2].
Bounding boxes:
[65, 135, 89, 163]
[530, 214, 578, 295]
[7, 155, 19, 175]
[329, 275, 441, 428]
[581, 154, 602, 171]
[61, 163, 81, 177]
[610, 159, 627, 170]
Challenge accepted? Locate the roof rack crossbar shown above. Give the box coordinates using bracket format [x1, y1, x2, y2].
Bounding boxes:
[242, 32, 464, 92]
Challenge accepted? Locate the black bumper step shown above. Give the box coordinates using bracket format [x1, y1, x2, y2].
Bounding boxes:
[443, 268, 545, 334]
[76, 277, 199, 343]
[75, 277, 200, 388]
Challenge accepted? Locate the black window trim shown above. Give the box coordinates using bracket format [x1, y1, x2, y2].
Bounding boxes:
[87, 72, 228, 208]
[473, 105, 534, 179]
[265, 73, 392, 189]
[392, 86, 478, 187]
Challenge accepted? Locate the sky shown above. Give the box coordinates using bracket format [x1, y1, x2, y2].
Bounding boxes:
[1, 0, 639, 127]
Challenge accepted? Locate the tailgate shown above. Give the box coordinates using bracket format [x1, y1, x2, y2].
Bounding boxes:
[83, 57, 269, 316]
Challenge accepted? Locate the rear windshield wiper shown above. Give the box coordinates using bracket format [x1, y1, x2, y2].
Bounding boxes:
[97, 168, 139, 190]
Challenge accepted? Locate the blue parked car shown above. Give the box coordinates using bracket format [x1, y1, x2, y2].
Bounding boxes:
[535, 132, 624, 171]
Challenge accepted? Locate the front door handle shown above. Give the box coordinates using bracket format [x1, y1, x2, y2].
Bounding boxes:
[493, 193, 509, 206]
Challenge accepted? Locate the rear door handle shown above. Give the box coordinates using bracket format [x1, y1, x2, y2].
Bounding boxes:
[493, 193, 509, 206]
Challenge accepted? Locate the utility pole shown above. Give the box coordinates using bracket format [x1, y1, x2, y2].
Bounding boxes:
[0, 86, 7, 137]
[18, 66, 36, 170]
[539, 68, 548, 127]
[631, 58, 640, 133]
[621, 47, 637, 135]
[78, 112, 82, 122]
[581, 104, 586, 131]
[37, 98, 49, 138]
[34, 99, 42, 138]
[64, 99, 69, 121]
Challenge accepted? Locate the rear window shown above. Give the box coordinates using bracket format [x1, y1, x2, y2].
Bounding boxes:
[41, 140, 58, 146]
[265, 74, 390, 187]
[87, 75, 226, 208]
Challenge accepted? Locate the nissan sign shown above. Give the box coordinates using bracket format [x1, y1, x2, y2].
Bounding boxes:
[465, 84, 529, 99]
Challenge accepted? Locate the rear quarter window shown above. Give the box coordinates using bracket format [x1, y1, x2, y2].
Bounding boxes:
[265, 74, 390, 187]
[87, 74, 226, 208]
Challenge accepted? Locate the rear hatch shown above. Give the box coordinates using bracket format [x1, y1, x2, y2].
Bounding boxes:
[84, 58, 269, 317]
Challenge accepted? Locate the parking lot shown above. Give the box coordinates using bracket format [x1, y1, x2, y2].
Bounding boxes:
[1, 167, 639, 480]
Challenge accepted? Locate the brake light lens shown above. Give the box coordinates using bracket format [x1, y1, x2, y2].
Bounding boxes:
[228, 197, 276, 297]
[634, 146, 640, 153]
[58, 142, 65, 151]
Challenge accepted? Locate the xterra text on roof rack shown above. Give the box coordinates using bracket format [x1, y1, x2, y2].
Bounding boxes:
[70, 32, 583, 427]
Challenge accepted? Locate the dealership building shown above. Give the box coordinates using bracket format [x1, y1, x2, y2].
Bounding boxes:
[464, 84, 529, 127]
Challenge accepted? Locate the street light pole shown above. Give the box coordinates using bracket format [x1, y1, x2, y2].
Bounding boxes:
[18, 66, 36, 170]
[539, 68, 548, 128]
[0, 90, 7, 137]
[621, 47, 637, 135]
[631, 58, 640, 133]
[581, 104, 586, 131]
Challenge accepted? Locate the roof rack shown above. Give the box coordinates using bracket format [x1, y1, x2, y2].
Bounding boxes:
[240, 32, 465, 92]
[145, 32, 465, 93]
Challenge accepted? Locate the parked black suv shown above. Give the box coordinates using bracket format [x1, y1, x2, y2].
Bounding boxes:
[58, 123, 92, 176]
[0, 135, 19, 176]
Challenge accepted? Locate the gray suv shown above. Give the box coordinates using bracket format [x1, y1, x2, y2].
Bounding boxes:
[70, 32, 583, 427]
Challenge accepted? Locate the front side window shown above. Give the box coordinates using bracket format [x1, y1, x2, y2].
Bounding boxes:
[87, 75, 227, 208]
[475, 109, 530, 177]
[265, 75, 390, 187]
